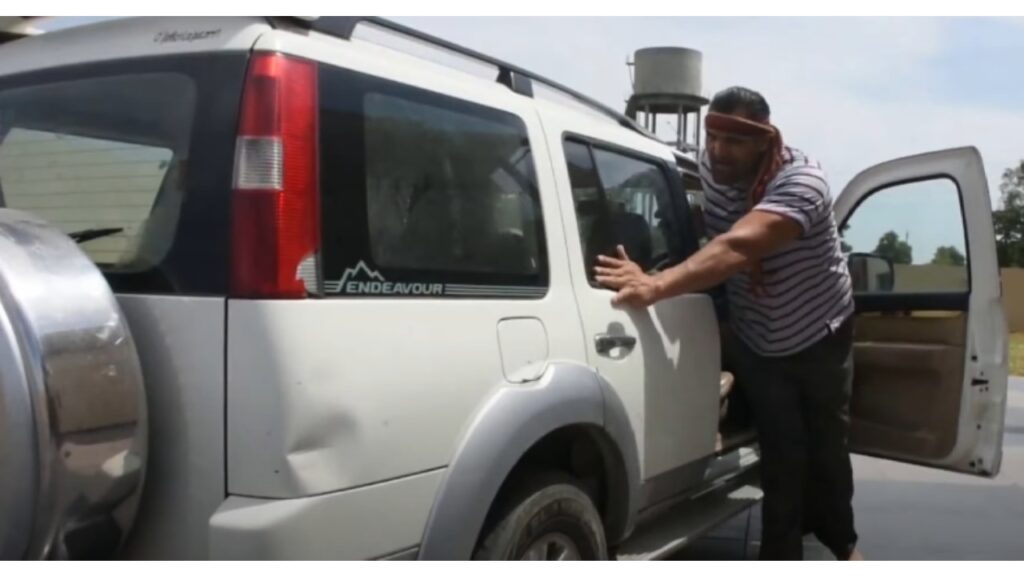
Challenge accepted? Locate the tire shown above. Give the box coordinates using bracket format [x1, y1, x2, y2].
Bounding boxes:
[0, 209, 147, 560]
[474, 472, 608, 561]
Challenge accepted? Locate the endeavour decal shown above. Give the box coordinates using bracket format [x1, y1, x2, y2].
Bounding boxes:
[325, 261, 547, 298]
[324, 261, 443, 296]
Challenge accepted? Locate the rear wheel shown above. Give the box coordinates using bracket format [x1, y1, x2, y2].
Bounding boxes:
[474, 473, 607, 561]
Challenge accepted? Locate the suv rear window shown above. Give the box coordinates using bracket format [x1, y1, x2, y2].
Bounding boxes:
[0, 53, 247, 295]
[0, 73, 193, 270]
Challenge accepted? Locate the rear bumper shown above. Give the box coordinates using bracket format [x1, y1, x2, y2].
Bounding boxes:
[209, 468, 444, 560]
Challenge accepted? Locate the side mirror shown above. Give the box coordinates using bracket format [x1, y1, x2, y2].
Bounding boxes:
[848, 252, 895, 293]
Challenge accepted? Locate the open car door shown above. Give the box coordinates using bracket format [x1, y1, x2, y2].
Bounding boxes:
[835, 147, 1009, 476]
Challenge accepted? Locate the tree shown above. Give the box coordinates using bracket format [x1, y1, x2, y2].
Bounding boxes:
[874, 230, 913, 265]
[931, 246, 966, 266]
[839, 222, 853, 254]
[995, 160, 1024, 268]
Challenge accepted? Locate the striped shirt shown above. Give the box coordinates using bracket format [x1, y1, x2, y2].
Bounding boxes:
[700, 147, 854, 357]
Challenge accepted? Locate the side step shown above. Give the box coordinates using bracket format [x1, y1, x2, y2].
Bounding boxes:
[615, 462, 762, 560]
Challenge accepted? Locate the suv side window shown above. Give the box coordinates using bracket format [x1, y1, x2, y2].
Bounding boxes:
[564, 139, 685, 285]
[318, 65, 547, 298]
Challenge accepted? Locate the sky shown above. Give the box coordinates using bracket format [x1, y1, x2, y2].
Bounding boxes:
[32, 16, 1024, 263]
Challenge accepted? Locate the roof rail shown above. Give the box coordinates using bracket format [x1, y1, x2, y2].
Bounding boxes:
[290, 16, 659, 142]
[0, 16, 43, 45]
[672, 148, 699, 171]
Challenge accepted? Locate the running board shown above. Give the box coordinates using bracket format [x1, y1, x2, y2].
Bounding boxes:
[615, 464, 762, 560]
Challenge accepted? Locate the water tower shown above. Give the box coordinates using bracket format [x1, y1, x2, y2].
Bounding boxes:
[625, 47, 709, 155]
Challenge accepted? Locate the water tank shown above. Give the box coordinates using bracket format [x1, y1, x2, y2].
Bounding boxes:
[626, 46, 709, 153]
[632, 47, 707, 111]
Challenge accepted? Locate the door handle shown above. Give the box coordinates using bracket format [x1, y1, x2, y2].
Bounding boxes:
[595, 333, 637, 356]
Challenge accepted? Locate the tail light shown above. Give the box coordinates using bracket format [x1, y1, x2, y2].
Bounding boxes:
[230, 52, 320, 299]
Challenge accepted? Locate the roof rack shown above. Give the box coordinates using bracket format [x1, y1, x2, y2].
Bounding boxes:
[0, 16, 43, 45]
[289, 16, 659, 142]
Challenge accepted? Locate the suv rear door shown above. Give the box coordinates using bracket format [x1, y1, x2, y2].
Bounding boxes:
[539, 111, 722, 508]
[0, 45, 251, 558]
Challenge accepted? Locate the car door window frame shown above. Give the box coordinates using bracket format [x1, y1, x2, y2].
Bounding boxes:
[840, 174, 973, 313]
[561, 133, 699, 288]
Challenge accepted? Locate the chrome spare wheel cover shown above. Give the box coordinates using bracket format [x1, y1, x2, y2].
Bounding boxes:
[0, 209, 147, 559]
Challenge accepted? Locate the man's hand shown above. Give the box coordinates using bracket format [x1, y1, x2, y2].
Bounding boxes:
[595, 245, 661, 307]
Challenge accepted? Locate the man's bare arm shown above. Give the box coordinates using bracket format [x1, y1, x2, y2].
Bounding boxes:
[595, 210, 804, 306]
[652, 210, 803, 297]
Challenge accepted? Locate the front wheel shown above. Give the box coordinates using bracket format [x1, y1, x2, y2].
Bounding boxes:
[473, 473, 607, 561]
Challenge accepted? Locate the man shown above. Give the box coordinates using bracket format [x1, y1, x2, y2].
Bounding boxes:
[595, 86, 862, 561]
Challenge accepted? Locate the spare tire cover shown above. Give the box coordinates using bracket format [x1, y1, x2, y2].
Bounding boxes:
[0, 209, 146, 559]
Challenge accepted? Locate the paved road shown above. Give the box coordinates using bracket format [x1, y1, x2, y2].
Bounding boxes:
[675, 377, 1024, 560]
